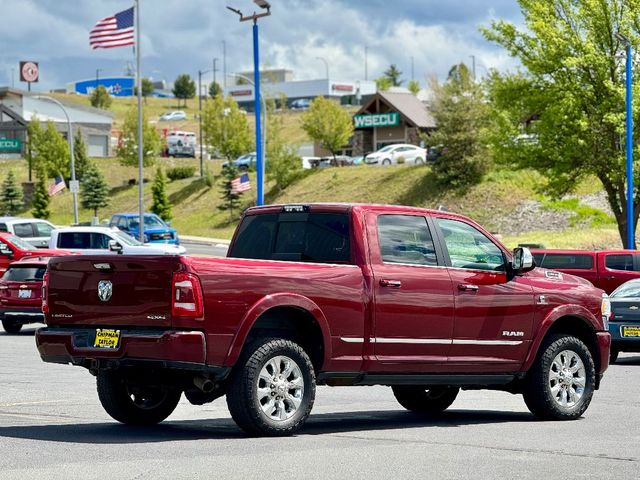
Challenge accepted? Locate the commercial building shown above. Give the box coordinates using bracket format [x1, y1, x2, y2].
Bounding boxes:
[0, 87, 114, 158]
[66, 76, 135, 97]
[351, 91, 436, 154]
[224, 70, 377, 109]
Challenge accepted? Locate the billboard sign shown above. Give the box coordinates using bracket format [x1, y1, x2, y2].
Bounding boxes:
[73, 77, 135, 97]
[20, 61, 39, 83]
[354, 112, 400, 129]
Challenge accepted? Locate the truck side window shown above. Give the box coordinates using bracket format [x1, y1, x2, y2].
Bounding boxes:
[605, 254, 634, 271]
[538, 254, 593, 270]
[13, 223, 34, 238]
[59, 232, 90, 249]
[436, 218, 505, 272]
[229, 212, 351, 264]
[377, 215, 437, 266]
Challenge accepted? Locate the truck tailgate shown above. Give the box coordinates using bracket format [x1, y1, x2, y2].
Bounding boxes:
[46, 255, 183, 327]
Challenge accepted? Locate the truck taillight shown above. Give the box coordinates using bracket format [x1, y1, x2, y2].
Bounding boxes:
[41, 271, 49, 314]
[172, 272, 204, 318]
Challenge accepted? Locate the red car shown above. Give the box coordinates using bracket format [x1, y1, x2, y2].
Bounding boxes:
[37, 204, 611, 436]
[0, 257, 49, 333]
[531, 249, 640, 294]
[0, 232, 70, 276]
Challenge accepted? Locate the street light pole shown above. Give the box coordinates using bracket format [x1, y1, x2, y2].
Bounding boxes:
[227, 0, 272, 207]
[96, 68, 103, 88]
[365, 46, 369, 81]
[617, 33, 635, 249]
[316, 57, 329, 79]
[198, 68, 211, 177]
[34, 95, 78, 225]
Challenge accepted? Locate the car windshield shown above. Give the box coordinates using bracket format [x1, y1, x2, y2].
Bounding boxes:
[3, 234, 36, 251]
[129, 216, 166, 228]
[611, 281, 640, 298]
[112, 231, 144, 246]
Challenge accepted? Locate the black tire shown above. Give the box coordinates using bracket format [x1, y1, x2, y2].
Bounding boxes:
[610, 348, 619, 364]
[523, 334, 595, 420]
[392, 386, 459, 414]
[96, 371, 181, 426]
[414, 157, 425, 165]
[382, 158, 392, 165]
[226, 338, 316, 436]
[2, 319, 22, 334]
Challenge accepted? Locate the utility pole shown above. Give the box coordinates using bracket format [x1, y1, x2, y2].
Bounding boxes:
[198, 68, 210, 177]
[365, 45, 369, 81]
[213, 57, 219, 92]
[222, 40, 227, 89]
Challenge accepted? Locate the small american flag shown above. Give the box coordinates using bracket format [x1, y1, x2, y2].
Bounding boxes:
[231, 173, 251, 194]
[48, 176, 66, 196]
[90, 7, 135, 50]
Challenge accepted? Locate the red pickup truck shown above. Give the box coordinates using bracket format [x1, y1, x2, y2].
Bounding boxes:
[36, 204, 611, 436]
[531, 249, 640, 294]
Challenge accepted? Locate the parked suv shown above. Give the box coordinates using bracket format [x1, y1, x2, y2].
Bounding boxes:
[0, 257, 49, 333]
[0, 217, 57, 248]
[109, 213, 180, 245]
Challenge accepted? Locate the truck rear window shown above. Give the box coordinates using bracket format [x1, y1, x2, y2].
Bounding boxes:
[536, 253, 594, 270]
[229, 212, 351, 264]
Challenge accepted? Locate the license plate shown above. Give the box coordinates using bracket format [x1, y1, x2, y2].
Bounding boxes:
[94, 329, 121, 348]
[621, 326, 640, 337]
[18, 289, 32, 298]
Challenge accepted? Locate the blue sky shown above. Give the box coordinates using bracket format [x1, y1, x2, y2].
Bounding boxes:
[0, 0, 523, 90]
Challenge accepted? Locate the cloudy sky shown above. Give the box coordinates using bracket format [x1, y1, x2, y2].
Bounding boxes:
[0, 0, 523, 91]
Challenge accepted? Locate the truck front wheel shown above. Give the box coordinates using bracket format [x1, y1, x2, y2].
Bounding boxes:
[96, 371, 181, 426]
[392, 386, 459, 414]
[523, 334, 595, 420]
[226, 338, 316, 436]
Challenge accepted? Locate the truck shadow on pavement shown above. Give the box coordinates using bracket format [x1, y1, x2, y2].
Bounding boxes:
[0, 409, 535, 443]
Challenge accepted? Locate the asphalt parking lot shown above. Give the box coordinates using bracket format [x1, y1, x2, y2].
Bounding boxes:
[0, 327, 638, 480]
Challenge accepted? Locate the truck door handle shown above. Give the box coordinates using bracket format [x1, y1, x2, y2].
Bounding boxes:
[379, 279, 402, 288]
[458, 284, 479, 292]
[606, 275, 615, 280]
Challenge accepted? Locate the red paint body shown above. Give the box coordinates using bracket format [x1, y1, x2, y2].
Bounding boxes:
[531, 249, 640, 294]
[36, 205, 610, 380]
[0, 232, 72, 275]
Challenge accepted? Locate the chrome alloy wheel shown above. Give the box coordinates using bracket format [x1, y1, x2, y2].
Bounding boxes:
[257, 355, 304, 421]
[548, 349, 586, 408]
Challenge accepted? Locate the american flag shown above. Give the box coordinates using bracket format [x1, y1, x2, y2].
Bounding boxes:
[48, 176, 66, 196]
[231, 173, 251, 194]
[90, 7, 135, 50]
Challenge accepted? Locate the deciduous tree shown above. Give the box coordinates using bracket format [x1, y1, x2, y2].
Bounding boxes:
[202, 95, 253, 161]
[34, 121, 69, 179]
[90, 85, 112, 110]
[483, 0, 640, 247]
[172, 74, 196, 107]
[116, 107, 161, 167]
[73, 132, 90, 180]
[301, 97, 354, 163]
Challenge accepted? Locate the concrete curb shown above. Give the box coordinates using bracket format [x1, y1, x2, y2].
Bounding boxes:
[180, 235, 231, 247]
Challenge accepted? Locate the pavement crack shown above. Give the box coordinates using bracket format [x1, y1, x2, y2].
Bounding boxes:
[328, 433, 638, 463]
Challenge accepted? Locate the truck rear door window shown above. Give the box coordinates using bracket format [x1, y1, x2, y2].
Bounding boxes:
[229, 212, 351, 264]
[605, 254, 634, 271]
[538, 254, 594, 270]
[377, 215, 437, 266]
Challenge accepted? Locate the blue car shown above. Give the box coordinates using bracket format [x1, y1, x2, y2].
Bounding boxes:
[109, 213, 180, 245]
[222, 152, 257, 171]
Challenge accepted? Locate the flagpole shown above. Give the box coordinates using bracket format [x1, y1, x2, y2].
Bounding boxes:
[135, 0, 144, 242]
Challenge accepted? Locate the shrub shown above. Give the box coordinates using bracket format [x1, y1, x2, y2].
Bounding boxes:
[166, 166, 196, 181]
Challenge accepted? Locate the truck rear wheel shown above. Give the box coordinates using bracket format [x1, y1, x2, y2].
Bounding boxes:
[96, 371, 181, 426]
[226, 338, 316, 436]
[2, 319, 22, 334]
[392, 386, 459, 414]
[523, 334, 595, 420]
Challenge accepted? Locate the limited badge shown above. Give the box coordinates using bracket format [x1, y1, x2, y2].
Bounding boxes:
[97, 280, 113, 302]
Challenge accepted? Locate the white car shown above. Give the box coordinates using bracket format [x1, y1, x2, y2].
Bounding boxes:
[48, 227, 186, 255]
[0, 217, 57, 248]
[364, 144, 427, 166]
[159, 111, 187, 122]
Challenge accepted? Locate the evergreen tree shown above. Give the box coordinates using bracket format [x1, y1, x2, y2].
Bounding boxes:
[383, 64, 403, 87]
[74, 132, 90, 180]
[218, 164, 242, 219]
[31, 164, 50, 219]
[209, 81, 222, 98]
[151, 167, 172, 221]
[80, 162, 110, 217]
[1, 170, 23, 215]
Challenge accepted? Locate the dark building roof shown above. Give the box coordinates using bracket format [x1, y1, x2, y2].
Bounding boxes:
[356, 91, 436, 129]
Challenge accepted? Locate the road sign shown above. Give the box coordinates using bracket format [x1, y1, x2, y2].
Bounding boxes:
[19, 61, 39, 83]
[69, 180, 80, 194]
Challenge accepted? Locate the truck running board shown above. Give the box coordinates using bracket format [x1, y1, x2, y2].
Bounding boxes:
[317, 372, 518, 387]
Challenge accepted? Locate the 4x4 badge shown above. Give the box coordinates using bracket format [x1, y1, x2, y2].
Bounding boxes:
[97, 280, 113, 302]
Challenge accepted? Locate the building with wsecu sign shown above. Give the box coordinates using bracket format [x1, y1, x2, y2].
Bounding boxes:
[351, 91, 436, 155]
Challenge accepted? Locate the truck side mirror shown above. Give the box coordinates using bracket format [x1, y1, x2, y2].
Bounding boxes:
[512, 247, 535, 274]
[108, 240, 123, 254]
